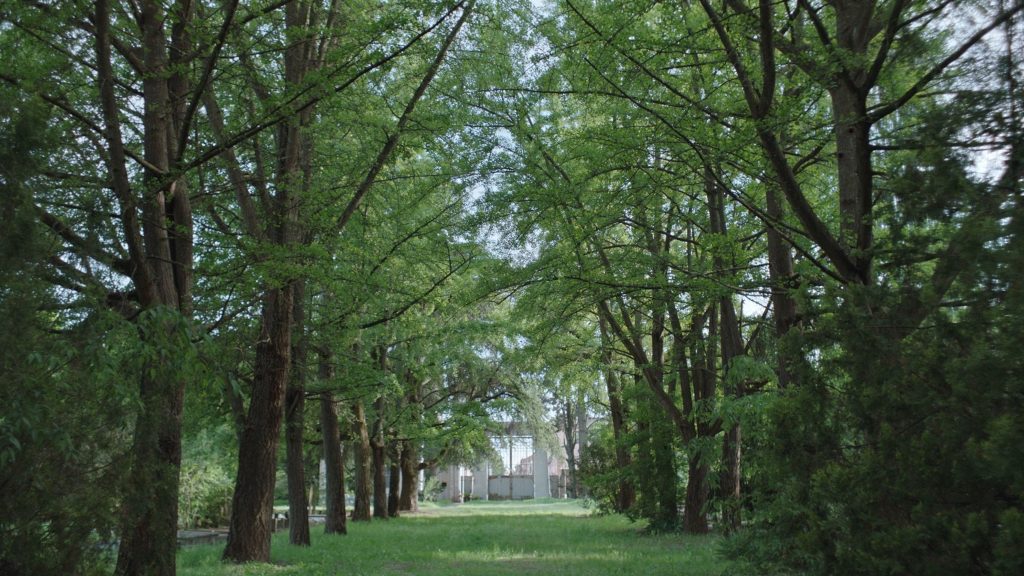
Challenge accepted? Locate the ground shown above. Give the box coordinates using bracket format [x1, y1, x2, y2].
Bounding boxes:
[177, 500, 729, 576]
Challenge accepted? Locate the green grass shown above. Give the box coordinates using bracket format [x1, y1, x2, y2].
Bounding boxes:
[178, 500, 730, 576]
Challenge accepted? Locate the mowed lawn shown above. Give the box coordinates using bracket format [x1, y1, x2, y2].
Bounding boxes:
[177, 500, 730, 576]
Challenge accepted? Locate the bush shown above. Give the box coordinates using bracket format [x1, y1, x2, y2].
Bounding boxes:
[178, 424, 236, 528]
[577, 422, 625, 515]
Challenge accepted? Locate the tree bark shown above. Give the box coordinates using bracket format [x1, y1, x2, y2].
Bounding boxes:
[647, 271, 680, 530]
[387, 442, 402, 517]
[351, 401, 373, 521]
[707, 172, 745, 533]
[399, 439, 419, 512]
[683, 456, 710, 534]
[371, 434, 388, 518]
[831, 1, 876, 275]
[115, 351, 186, 576]
[830, 84, 874, 275]
[651, 395, 679, 531]
[765, 186, 800, 388]
[682, 355, 710, 535]
[319, 385, 347, 534]
[634, 416, 658, 521]
[371, 348, 389, 519]
[681, 309, 716, 534]
[285, 281, 310, 546]
[562, 399, 578, 499]
[223, 286, 293, 562]
[98, 1, 195, 572]
[224, 0, 312, 561]
[575, 392, 587, 498]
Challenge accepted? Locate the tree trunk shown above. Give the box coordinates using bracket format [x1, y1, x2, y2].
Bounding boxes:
[635, 416, 657, 521]
[681, 313, 715, 534]
[684, 326, 712, 534]
[765, 186, 800, 388]
[115, 358, 186, 576]
[562, 399, 577, 499]
[720, 424, 742, 532]
[706, 170, 745, 532]
[683, 457, 710, 534]
[647, 243, 679, 531]
[368, 347, 390, 519]
[667, 304, 710, 535]
[652, 411, 678, 531]
[319, 386, 347, 534]
[599, 316, 634, 512]
[830, 1, 875, 277]
[719, 303, 744, 533]
[224, 0, 313, 561]
[102, 0, 194, 572]
[831, 85, 873, 277]
[388, 443, 401, 517]
[371, 440, 388, 518]
[285, 283, 310, 546]
[223, 286, 293, 563]
[399, 440, 419, 512]
[351, 401, 373, 521]
[575, 392, 587, 498]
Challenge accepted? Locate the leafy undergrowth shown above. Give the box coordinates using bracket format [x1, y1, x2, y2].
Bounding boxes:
[178, 500, 729, 576]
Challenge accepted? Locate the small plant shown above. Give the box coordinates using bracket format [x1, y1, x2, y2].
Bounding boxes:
[422, 476, 444, 502]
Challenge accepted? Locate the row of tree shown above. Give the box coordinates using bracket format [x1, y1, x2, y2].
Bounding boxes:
[0, 0, 540, 574]
[1, 1, 1022, 575]
[485, 0, 1024, 573]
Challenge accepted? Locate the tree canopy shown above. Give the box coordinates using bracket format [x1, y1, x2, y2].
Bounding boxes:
[1, 0, 1022, 575]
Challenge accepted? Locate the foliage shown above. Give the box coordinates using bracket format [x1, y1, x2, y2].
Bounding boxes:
[577, 422, 626, 514]
[179, 424, 237, 529]
[0, 89, 137, 576]
[1, 0, 1022, 572]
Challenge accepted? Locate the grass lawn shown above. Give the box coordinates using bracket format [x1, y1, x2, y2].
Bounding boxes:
[178, 500, 730, 576]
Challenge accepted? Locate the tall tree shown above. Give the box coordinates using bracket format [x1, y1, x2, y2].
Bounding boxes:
[223, 0, 476, 560]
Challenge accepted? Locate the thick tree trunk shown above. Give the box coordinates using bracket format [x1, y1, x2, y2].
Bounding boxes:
[650, 395, 678, 531]
[831, 1, 875, 278]
[399, 440, 419, 512]
[319, 387, 347, 535]
[351, 401, 373, 521]
[224, 286, 293, 563]
[683, 457, 710, 534]
[285, 283, 310, 545]
[831, 84, 873, 277]
[372, 440, 388, 518]
[224, 0, 312, 561]
[634, 416, 658, 521]
[103, 0, 194, 572]
[668, 306, 710, 535]
[115, 364, 185, 576]
[685, 318, 713, 537]
[388, 443, 401, 517]
[720, 424, 742, 531]
[608, 376, 634, 511]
